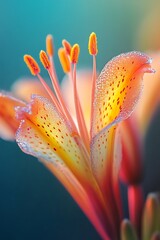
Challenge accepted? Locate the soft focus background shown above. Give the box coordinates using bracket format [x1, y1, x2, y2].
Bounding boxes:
[0, 0, 160, 239]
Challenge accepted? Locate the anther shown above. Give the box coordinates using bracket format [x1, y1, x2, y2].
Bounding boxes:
[24, 55, 40, 75]
[39, 50, 50, 69]
[88, 32, 98, 55]
[58, 48, 70, 73]
[62, 39, 72, 56]
[70, 44, 80, 64]
[46, 34, 54, 57]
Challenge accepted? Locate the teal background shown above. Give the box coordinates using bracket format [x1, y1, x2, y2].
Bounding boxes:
[0, 0, 160, 239]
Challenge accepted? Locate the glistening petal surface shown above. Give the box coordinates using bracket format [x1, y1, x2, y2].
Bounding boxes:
[91, 51, 152, 185]
[16, 95, 90, 183]
[91, 51, 152, 138]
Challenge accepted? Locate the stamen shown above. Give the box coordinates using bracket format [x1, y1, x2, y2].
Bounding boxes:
[70, 44, 80, 64]
[89, 33, 98, 136]
[58, 48, 70, 73]
[88, 32, 98, 56]
[46, 34, 54, 57]
[72, 63, 90, 150]
[62, 39, 72, 56]
[45, 37, 78, 134]
[40, 50, 50, 69]
[36, 73, 61, 113]
[24, 55, 40, 76]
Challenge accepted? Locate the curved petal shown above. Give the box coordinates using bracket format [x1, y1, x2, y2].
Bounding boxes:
[43, 160, 110, 240]
[16, 95, 91, 185]
[91, 51, 152, 184]
[61, 70, 92, 131]
[91, 51, 153, 138]
[90, 52, 152, 232]
[0, 92, 25, 140]
[12, 78, 50, 102]
[15, 95, 111, 239]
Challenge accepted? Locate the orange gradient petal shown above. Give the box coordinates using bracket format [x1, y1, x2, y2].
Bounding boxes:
[91, 126, 122, 236]
[91, 51, 152, 138]
[15, 95, 112, 239]
[16, 95, 90, 184]
[91, 51, 152, 183]
[0, 92, 24, 140]
[90, 52, 152, 231]
[43, 160, 110, 240]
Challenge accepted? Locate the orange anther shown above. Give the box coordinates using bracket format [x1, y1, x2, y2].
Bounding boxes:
[62, 39, 72, 56]
[70, 44, 80, 64]
[46, 34, 54, 57]
[88, 32, 98, 55]
[58, 48, 70, 73]
[24, 55, 40, 75]
[39, 50, 50, 69]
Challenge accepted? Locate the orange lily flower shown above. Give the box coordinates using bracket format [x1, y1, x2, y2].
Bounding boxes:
[0, 33, 154, 239]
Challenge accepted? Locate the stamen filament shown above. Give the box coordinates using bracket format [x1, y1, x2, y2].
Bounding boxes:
[36, 73, 61, 113]
[45, 40, 90, 158]
[48, 60, 91, 165]
[48, 68, 78, 132]
[45, 38, 79, 133]
[72, 63, 90, 150]
[39, 58, 90, 165]
[90, 54, 97, 137]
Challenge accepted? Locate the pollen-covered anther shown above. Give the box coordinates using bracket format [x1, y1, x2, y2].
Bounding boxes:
[70, 44, 80, 64]
[46, 34, 54, 57]
[24, 55, 40, 76]
[62, 39, 72, 56]
[88, 32, 98, 55]
[39, 50, 50, 70]
[58, 48, 70, 73]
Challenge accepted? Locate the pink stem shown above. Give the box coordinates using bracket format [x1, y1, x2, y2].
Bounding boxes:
[128, 184, 144, 236]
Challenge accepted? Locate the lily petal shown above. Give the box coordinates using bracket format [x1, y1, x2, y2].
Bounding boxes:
[91, 51, 153, 137]
[0, 92, 25, 140]
[91, 51, 152, 185]
[15, 95, 112, 239]
[90, 52, 152, 234]
[44, 160, 111, 240]
[16, 95, 90, 184]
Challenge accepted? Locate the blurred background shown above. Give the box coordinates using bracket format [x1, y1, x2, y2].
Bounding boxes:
[0, 0, 160, 239]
